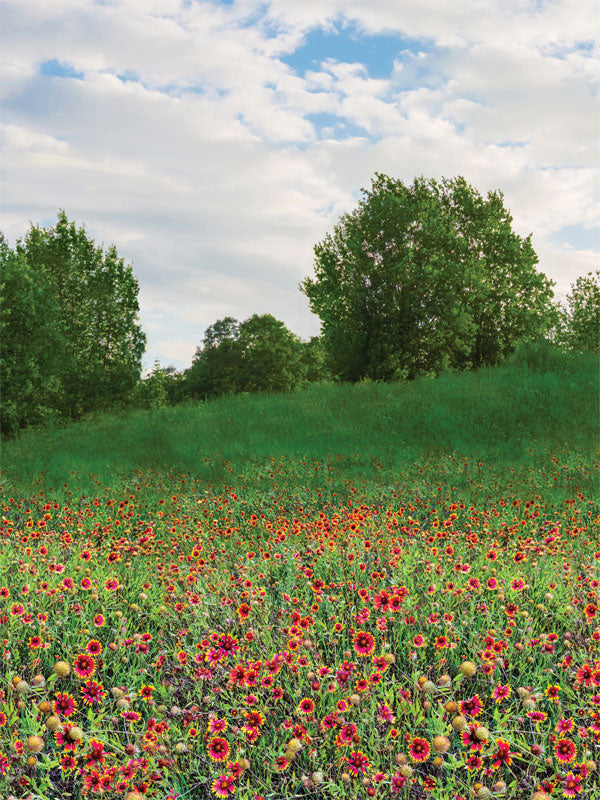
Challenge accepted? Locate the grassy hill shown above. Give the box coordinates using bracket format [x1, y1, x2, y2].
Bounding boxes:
[2, 345, 598, 500]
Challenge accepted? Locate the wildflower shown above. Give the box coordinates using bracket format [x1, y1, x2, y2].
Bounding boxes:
[80, 680, 105, 706]
[72, 653, 96, 678]
[527, 710, 547, 724]
[298, 697, 315, 714]
[556, 717, 575, 734]
[563, 772, 583, 796]
[490, 739, 518, 769]
[346, 750, 370, 775]
[139, 684, 155, 703]
[409, 737, 430, 762]
[492, 684, 511, 703]
[53, 692, 77, 717]
[208, 717, 228, 734]
[460, 694, 483, 718]
[211, 774, 236, 797]
[60, 754, 77, 771]
[554, 738, 576, 762]
[86, 640, 103, 656]
[208, 736, 231, 762]
[353, 631, 375, 656]
[545, 684, 561, 701]
[466, 755, 483, 771]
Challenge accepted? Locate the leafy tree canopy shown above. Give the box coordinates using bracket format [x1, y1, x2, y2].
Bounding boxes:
[560, 270, 599, 353]
[301, 174, 559, 381]
[1, 212, 146, 435]
[185, 314, 306, 398]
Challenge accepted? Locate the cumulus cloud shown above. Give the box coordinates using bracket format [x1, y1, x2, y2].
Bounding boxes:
[1, 0, 597, 370]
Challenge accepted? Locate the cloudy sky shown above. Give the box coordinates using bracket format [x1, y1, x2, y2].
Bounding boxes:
[2, 0, 598, 372]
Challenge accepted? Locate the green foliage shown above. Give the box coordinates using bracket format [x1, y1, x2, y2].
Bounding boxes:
[301, 174, 559, 381]
[15, 211, 146, 419]
[184, 313, 306, 398]
[2, 347, 596, 497]
[1, 212, 146, 435]
[0, 235, 66, 436]
[299, 336, 331, 383]
[134, 360, 169, 409]
[560, 269, 599, 353]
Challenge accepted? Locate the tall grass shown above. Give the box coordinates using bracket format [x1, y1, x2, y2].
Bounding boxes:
[2, 347, 598, 498]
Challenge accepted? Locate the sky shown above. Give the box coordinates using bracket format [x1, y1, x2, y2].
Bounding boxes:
[1, 0, 598, 373]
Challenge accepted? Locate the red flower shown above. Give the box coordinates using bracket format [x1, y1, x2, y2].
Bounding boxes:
[211, 774, 236, 797]
[563, 772, 583, 796]
[298, 697, 315, 715]
[53, 693, 77, 717]
[346, 750, 370, 775]
[208, 736, 231, 762]
[490, 739, 518, 769]
[554, 738, 576, 763]
[80, 680, 105, 706]
[459, 694, 483, 718]
[72, 653, 96, 678]
[352, 631, 375, 656]
[409, 737, 430, 763]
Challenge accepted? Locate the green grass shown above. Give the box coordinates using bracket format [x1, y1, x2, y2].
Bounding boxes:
[2, 347, 598, 500]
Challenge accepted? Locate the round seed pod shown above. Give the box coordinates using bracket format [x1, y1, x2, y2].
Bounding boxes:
[54, 661, 71, 677]
[432, 735, 451, 753]
[452, 715, 468, 731]
[459, 661, 477, 678]
[26, 736, 44, 754]
[69, 726, 83, 742]
[46, 716, 61, 732]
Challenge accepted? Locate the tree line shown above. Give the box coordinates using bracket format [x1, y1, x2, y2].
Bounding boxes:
[1, 176, 598, 435]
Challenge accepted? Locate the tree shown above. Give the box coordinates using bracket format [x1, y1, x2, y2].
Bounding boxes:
[560, 270, 599, 353]
[185, 317, 242, 398]
[236, 314, 304, 392]
[0, 235, 66, 435]
[184, 314, 304, 398]
[301, 174, 558, 381]
[16, 211, 146, 417]
[299, 336, 331, 383]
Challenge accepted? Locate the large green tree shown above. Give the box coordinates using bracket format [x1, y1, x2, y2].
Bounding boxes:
[16, 211, 146, 417]
[185, 314, 305, 398]
[301, 174, 558, 381]
[560, 270, 599, 353]
[0, 236, 66, 435]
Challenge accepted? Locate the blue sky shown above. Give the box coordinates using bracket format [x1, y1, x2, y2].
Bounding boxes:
[1, 0, 598, 371]
[281, 24, 429, 80]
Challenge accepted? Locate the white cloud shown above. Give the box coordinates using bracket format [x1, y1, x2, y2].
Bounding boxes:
[1, 0, 597, 368]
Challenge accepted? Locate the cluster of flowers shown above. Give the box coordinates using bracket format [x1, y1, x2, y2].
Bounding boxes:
[0, 472, 598, 799]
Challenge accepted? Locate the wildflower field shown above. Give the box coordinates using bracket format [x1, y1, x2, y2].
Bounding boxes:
[1, 359, 599, 800]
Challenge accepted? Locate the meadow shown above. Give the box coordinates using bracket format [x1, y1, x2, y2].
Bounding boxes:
[1, 348, 599, 800]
